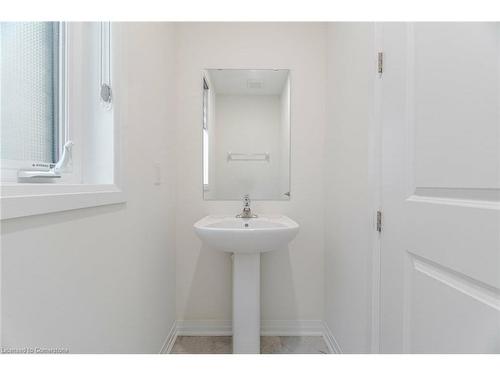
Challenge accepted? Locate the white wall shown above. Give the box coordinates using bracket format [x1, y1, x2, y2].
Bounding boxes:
[212, 94, 283, 199]
[324, 23, 376, 353]
[175, 23, 327, 323]
[0, 23, 177, 353]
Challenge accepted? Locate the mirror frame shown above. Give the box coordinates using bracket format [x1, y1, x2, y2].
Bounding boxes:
[201, 68, 292, 201]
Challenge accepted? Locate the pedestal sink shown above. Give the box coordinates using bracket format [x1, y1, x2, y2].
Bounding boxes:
[193, 215, 299, 354]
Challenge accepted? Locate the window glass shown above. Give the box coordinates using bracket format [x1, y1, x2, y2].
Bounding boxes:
[0, 22, 59, 163]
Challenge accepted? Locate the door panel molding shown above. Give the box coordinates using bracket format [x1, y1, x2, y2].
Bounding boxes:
[411, 253, 500, 312]
[413, 187, 500, 202]
[408, 192, 500, 210]
[403, 252, 500, 353]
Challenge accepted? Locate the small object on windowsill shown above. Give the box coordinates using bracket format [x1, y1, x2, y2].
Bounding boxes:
[17, 141, 73, 181]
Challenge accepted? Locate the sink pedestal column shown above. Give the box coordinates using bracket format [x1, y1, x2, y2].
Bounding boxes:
[232, 253, 260, 354]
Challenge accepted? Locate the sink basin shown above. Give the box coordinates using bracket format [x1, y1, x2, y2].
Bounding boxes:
[194, 215, 299, 253]
[193, 214, 300, 354]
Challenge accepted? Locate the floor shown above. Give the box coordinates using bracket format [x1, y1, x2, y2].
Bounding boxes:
[171, 336, 330, 354]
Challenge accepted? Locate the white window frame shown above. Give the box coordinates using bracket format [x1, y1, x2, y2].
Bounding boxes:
[0, 22, 125, 220]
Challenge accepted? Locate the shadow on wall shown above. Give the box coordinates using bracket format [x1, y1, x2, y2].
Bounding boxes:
[181, 244, 233, 321]
[0, 203, 126, 235]
[261, 246, 298, 321]
[181, 242, 299, 325]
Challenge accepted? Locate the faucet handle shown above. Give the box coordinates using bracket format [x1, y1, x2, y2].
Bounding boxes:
[237, 194, 257, 218]
[242, 194, 251, 208]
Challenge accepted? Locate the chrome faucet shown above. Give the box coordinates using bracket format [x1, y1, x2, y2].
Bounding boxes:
[236, 194, 258, 218]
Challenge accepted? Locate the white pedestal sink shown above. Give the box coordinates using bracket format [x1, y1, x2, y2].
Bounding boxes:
[193, 215, 299, 354]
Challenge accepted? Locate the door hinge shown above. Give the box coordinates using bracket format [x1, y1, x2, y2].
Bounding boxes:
[376, 210, 382, 233]
[377, 52, 383, 76]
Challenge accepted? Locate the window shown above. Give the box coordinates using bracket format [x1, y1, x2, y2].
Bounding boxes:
[0, 22, 124, 219]
[1, 22, 63, 177]
[202, 77, 209, 189]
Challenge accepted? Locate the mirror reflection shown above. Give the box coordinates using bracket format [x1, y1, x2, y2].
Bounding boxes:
[202, 69, 291, 200]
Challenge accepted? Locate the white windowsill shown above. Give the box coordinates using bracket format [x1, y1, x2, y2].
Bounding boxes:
[0, 184, 126, 220]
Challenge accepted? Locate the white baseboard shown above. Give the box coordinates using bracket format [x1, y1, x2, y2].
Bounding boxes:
[161, 319, 342, 354]
[175, 319, 324, 337]
[176, 320, 232, 336]
[322, 321, 342, 354]
[261, 320, 324, 336]
[159, 320, 178, 354]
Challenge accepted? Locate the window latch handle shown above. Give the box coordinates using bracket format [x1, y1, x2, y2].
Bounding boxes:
[54, 140, 73, 173]
[18, 141, 73, 180]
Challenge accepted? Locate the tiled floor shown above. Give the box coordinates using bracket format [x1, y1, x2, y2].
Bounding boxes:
[171, 336, 329, 354]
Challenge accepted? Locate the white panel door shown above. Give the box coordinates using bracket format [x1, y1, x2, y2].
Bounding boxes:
[379, 22, 500, 353]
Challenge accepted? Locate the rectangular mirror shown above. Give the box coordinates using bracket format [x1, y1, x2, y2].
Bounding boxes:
[202, 69, 291, 200]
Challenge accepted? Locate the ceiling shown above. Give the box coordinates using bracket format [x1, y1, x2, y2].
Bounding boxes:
[207, 69, 289, 95]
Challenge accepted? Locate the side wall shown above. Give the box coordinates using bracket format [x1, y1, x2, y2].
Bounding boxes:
[0, 23, 177, 353]
[175, 23, 327, 324]
[324, 22, 376, 353]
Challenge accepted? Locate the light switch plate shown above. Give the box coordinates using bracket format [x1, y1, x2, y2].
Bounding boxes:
[153, 163, 161, 185]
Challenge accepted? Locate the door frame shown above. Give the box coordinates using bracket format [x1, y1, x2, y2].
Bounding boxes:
[369, 22, 384, 354]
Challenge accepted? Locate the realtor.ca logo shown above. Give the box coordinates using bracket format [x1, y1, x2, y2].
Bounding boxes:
[1, 347, 69, 354]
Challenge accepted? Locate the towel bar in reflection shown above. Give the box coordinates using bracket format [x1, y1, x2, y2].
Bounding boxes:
[227, 152, 270, 162]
